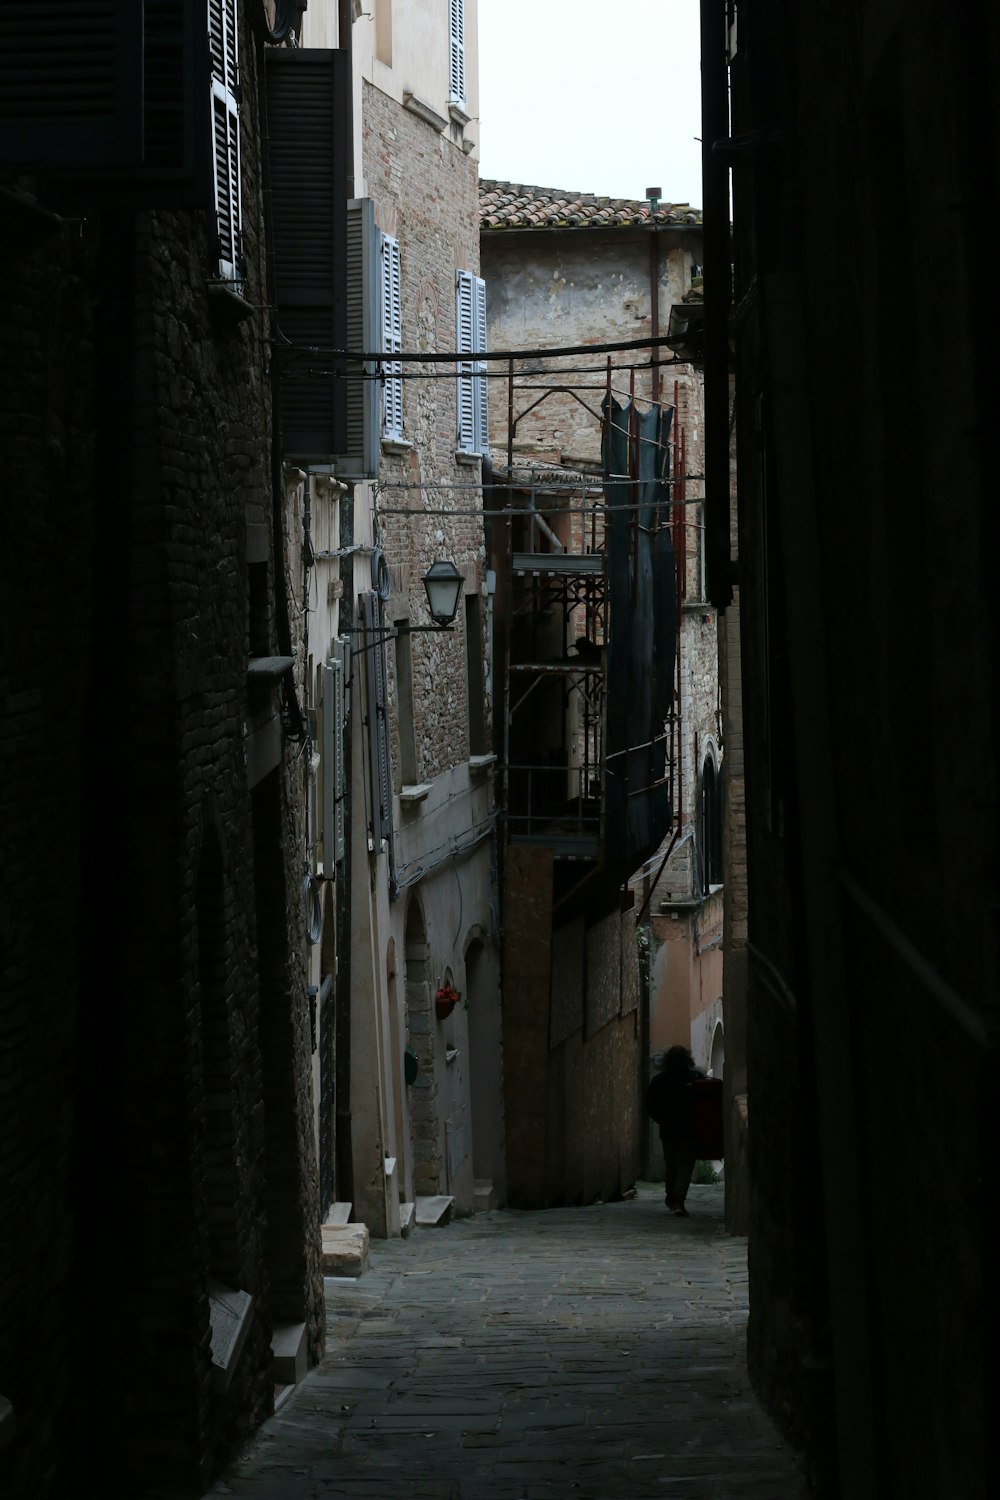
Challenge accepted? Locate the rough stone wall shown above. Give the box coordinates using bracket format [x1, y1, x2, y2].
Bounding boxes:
[363, 81, 489, 782]
[481, 230, 699, 472]
[0, 14, 322, 1497]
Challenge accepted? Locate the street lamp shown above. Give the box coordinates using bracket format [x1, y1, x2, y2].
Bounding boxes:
[348, 558, 464, 653]
[421, 559, 464, 627]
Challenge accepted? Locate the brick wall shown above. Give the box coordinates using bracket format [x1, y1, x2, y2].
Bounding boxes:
[0, 13, 322, 1496]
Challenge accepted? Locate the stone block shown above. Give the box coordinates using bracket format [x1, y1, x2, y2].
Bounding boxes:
[321, 1224, 370, 1277]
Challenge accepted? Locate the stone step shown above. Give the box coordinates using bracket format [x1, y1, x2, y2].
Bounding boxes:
[325, 1201, 352, 1227]
[415, 1194, 454, 1226]
[321, 1222, 370, 1277]
[473, 1178, 496, 1213]
[270, 1321, 307, 1386]
[399, 1201, 416, 1237]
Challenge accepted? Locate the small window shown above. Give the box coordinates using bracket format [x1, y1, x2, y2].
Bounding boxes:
[456, 270, 488, 455]
[448, 0, 466, 107]
[380, 233, 404, 439]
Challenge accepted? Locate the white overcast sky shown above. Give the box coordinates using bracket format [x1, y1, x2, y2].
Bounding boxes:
[477, 0, 703, 208]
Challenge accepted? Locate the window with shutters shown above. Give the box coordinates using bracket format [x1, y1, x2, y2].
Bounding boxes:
[456, 270, 488, 456]
[266, 48, 350, 459]
[320, 645, 348, 875]
[362, 593, 394, 852]
[209, 0, 242, 281]
[0, 2, 211, 204]
[380, 233, 404, 441]
[448, 0, 466, 107]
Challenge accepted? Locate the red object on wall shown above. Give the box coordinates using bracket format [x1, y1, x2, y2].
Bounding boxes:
[691, 1077, 724, 1159]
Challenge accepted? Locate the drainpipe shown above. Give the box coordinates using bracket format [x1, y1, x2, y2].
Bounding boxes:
[700, 0, 733, 610]
[649, 228, 660, 406]
[339, 0, 355, 197]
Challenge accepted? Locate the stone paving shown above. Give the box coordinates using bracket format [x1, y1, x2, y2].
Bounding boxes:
[209, 1183, 804, 1499]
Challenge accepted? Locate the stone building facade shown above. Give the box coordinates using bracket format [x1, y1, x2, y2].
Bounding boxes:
[480, 184, 723, 1193]
[297, 0, 505, 1235]
[1, 3, 325, 1496]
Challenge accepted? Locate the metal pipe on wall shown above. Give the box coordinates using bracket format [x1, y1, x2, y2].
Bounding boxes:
[339, 0, 355, 197]
[700, 0, 734, 610]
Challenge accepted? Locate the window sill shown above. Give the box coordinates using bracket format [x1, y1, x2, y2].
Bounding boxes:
[449, 102, 471, 127]
[399, 783, 433, 805]
[468, 753, 496, 775]
[206, 279, 254, 327]
[455, 449, 484, 466]
[381, 437, 412, 456]
[403, 92, 449, 133]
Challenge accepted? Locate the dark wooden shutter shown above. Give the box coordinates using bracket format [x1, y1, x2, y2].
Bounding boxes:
[0, 1, 142, 169]
[266, 47, 350, 461]
[333, 199, 379, 479]
[0, 2, 211, 205]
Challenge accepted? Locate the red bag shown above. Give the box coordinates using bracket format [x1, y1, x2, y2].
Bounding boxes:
[690, 1077, 724, 1159]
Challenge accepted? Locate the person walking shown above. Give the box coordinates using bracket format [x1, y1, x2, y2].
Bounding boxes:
[646, 1045, 705, 1216]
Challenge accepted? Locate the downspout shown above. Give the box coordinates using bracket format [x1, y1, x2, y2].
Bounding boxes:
[700, 0, 734, 610]
[339, 0, 355, 198]
[649, 227, 660, 406]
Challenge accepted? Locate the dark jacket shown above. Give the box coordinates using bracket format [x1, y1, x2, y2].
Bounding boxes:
[645, 1062, 704, 1141]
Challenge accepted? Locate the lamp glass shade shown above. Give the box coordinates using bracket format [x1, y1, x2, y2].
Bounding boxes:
[422, 559, 464, 625]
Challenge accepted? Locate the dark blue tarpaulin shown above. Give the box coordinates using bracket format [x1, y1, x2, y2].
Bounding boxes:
[601, 397, 676, 898]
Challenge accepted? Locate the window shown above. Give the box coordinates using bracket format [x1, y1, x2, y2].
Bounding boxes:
[393, 626, 418, 785]
[380, 233, 404, 440]
[699, 752, 723, 892]
[267, 46, 351, 458]
[465, 594, 487, 755]
[456, 270, 488, 455]
[209, 0, 242, 281]
[448, 0, 466, 107]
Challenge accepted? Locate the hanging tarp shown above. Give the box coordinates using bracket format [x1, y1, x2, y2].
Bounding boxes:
[601, 397, 676, 896]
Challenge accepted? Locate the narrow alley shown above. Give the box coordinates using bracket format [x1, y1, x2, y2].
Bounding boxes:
[210, 1185, 803, 1500]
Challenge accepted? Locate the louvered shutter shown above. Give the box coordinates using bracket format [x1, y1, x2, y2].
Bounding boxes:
[209, 0, 242, 280]
[0, 1, 209, 195]
[448, 0, 466, 107]
[456, 270, 476, 453]
[0, 2, 141, 168]
[267, 48, 350, 459]
[321, 651, 347, 874]
[380, 233, 404, 440]
[474, 275, 489, 455]
[334, 639, 350, 863]
[334, 200, 379, 478]
[362, 593, 393, 849]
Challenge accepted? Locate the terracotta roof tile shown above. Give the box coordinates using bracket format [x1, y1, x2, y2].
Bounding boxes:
[479, 179, 702, 231]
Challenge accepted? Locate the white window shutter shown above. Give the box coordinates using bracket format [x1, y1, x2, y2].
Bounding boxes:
[456, 269, 476, 452]
[448, 0, 466, 107]
[380, 233, 403, 440]
[474, 275, 489, 455]
[322, 656, 346, 876]
[334, 640, 349, 864]
[209, 0, 242, 281]
[362, 594, 393, 849]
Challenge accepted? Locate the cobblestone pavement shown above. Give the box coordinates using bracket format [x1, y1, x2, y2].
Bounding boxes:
[210, 1183, 804, 1499]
